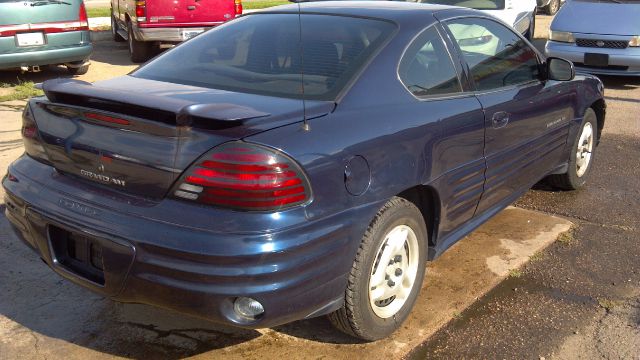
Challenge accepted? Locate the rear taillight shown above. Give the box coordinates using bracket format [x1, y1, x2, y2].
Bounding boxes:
[135, 1, 147, 21]
[172, 142, 311, 211]
[234, 0, 243, 15]
[22, 105, 50, 163]
[78, 2, 89, 28]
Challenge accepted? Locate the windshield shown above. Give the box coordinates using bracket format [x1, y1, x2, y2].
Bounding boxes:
[419, 0, 506, 10]
[133, 14, 396, 101]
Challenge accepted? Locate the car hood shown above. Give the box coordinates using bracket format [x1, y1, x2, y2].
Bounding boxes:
[552, 0, 640, 36]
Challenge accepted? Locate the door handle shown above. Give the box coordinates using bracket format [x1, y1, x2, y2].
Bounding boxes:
[492, 111, 510, 129]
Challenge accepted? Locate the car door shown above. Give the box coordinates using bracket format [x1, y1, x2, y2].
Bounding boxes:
[442, 16, 577, 215]
[397, 25, 486, 243]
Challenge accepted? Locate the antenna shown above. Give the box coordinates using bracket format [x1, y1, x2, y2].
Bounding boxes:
[297, 2, 310, 131]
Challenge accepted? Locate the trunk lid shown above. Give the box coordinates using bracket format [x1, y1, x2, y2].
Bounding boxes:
[0, 0, 80, 25]
[32, 76, 332, 199]
[145, 0, 236, 25]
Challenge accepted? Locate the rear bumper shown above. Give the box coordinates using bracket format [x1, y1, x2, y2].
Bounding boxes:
[134, 24, 221, 42]
[0, 31, 92, 69]
[545, 39, 640, 77]
[2, 155, 376, 328]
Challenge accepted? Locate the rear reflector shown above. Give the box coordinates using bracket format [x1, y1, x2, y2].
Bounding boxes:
[172, 142, 311, 211]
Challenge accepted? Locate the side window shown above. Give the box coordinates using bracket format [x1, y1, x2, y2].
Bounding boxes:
[398, 27, 462, 97]
[445, 18, 539, 91]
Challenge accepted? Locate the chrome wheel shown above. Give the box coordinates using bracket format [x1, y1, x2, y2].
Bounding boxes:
[368, 224, 420, 318]
[576, 122, 594, 177]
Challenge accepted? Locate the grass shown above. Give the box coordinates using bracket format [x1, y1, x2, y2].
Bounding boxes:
[508, 268, 523, 278]
[85, 0, 288, 17]
[529, 251, 544, 262]
[0, 82, 43, 102]
[86, 7, 111, 18]
[597, 298, 619, 312]
[556, 230, 575, 245]
[243, 0, 289, 9]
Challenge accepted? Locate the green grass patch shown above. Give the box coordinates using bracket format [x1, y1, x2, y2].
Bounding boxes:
[243, 0, 289, 10]
[87, 7, 111, 18]
[597, 298, 619, 312]
[557, 230, 575, 244]
[529, 251, 544, 262]
[508, 268, 523, 278]
[0, 81, 43, 102]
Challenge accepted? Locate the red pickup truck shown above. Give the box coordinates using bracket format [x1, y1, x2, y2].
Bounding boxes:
[111, 0, 242, 62]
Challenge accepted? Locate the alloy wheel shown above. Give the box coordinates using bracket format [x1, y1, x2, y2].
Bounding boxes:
[368, 224, 420, 318]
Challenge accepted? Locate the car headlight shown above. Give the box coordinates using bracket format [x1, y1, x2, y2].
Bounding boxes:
[629, 36, 640, 47]
[549, 30, 575, 43]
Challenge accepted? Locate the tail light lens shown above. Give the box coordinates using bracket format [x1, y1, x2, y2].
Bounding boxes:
[78, 2, 89, 28]
[22, 105, 50, 163]
[135, 1, 147, 21]
[234, 0, 243, 15]
[172, 142, 312, 211]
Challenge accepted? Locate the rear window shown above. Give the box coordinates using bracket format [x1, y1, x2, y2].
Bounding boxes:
[133, 13, 396, 101]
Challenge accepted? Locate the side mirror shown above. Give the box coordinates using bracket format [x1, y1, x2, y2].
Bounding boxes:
[547, 57, 575, 81]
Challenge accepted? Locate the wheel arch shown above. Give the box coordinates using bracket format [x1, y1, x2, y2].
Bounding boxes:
[590, 98, 606, 143]
[397, 185, 441, 260]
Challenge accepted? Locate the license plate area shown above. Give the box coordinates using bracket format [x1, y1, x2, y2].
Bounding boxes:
[49, 226, 105, 285]
[15, 32, 45, 47]
[182, 29, 203, 40]
[584, 53, 609, 67]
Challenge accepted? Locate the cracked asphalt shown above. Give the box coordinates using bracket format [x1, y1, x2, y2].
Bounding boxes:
[407, 16, 640, 360]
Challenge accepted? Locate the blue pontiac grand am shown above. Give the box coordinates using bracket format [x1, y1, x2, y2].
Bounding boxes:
[3, 1, 605, 340]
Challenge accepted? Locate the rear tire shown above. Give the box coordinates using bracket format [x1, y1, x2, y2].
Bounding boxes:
[547, 108, 598, 190]
[544, 0, 560, 15]
[128, 22, 152, 63]
[327, 197, 427, 341]
[112, 13, 125, 42]
[67, 64, 89, 75]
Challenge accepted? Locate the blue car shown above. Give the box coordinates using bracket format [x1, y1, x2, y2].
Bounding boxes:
[3, 1, 605, 340]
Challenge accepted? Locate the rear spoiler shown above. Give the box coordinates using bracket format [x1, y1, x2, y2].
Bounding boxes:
[41, 79, 270, 128]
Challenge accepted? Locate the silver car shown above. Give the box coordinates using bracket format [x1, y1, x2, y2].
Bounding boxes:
[545, 0, 640, 76]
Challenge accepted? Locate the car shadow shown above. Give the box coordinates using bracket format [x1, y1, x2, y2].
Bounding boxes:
[598, 75, 640, 91]
[0, 66, 72, 86]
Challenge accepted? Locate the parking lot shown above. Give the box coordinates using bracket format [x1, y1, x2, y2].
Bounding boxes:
[1, 14, 639, 359]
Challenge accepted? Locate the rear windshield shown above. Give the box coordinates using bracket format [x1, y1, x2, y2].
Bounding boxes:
[419, 0, 505, 10]
[133, 13, 396, 101]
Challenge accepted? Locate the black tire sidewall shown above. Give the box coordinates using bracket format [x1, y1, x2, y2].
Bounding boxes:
[351, 200, 427, 340]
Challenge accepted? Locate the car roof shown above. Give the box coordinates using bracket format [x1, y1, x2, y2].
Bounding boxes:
[259, 1, 471, 22]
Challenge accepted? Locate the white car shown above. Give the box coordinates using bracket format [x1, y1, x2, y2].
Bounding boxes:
[419, 0, 538, 40]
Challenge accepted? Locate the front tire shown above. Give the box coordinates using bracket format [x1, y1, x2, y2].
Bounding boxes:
[544, 0, 560, 15]
[112, 13, 125, 42]
[547, 108, 598, 190]
[328, 197, 427, 341]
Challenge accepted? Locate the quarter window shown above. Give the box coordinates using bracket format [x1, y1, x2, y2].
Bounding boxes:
[445, 18, 539, 91]
[398, 27, 462, 97]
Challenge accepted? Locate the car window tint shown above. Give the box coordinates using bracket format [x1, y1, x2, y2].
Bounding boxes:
[398, 27, 461, 97]
[417, 0, 506, 10]
[133, 14, 395, 101]
[445, 18, 539, 91]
